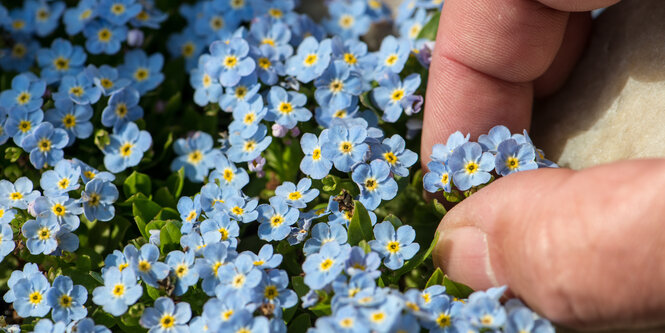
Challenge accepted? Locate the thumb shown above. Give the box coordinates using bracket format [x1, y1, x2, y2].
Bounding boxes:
[433, 159, 665, 330]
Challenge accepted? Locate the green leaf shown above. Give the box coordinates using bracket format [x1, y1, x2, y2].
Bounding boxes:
[132, 199, 162, 239]
[155, 207, 180, 221]
[432, 199, 447, 218]
[357, 240, 371, 253]
[165, 92, 182, 115]
[160, 220, 182, 253]
[384, 214, 403, 229]
[426, 268, 445, 288]
[91, 308, 116, 328]
[89, 271, 104, 285]
[153, 187, 177, 209]
[395, 231, 440, 279]
[94, 129, 110, 151]
[123, 171, 152, 198]
[291, 276, 309, 297]
[288, 313, 311, 333]
[146, 285, 161, 300]
[443, 275, 474, 299]
[166, 167, 185, 198]
[4, 147, 22, 163]
[321, 175, 337, 193]
[417, 10, 441, 40]
[443, 190, 463, 203]
[347, 200, 373, 246]
[144, 219, 168, 233]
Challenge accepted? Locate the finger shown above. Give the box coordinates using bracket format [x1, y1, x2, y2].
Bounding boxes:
[538, 0, 621, 12]
[434, 159, 665, 330]
[534, 12, 592, 97]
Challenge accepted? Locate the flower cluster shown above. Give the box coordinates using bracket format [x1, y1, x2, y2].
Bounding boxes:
[0, 0, 557, 332]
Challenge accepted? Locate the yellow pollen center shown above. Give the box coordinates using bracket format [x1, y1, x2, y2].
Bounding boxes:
[304, 54, 318, 66]
[58, 294, 72, 308]
[52, 203, 66, 217]
[120, 142, 133, 157]
[69, 86, 84, 97]
[88, 193, 101, 206]
[210, 16, 224, 30]
[224, 55, 238, 69]
[409, 24, 423, 39]
[385, 54, 399, 66]
[111, 3, 125, 15]
[232, 274, 245, 288]
[218, 228, 229, 240]
[54, 57, 70, 71]
[243, 112, 256, 125]
[63, 114, 76, 128]
[10, 192, 23, 201]
[312, 148, 322, 160]
[188, 150, 203, 164]
[98, 28, 112, 42]
[364, 178, 378, 191]
[268, 8, 283, 18]
[390, 89, 405, 102]
[437, 313, 451, 327]
[261, 38, 275, 47]
[339, 15, 354, 29]
[329, 80, 344, 93]
[112, 284, 125, 297]
[340, 318, 354, 328]
[19, 120, 31, 132]
[176, 264, 188, 278]
[202, 74, 211, 87]
[270, 215, 284, 227]
[80, 9, 92, 20]
[223, 168, 235, 182]
[17, 92, 31, 105]
[288, 191, 302, 200]
[182, 42, 195, 57]
[185, 210, 197, 222]
[100, 78, 114, 89]
[84, 171, 96, 179]
[506, 156, 520, 170]
[160, 314, 175, 329]
[333, 110, 347, 118]
[481, 314, 494, 326]
[29, 291, 43, 305]
[441, 173, 449, 184]
[371, 312, 386, 323]
[118, 263, 129, 271]
[386, 241, 400, 253]
[258, 57, 272, 69]
[38, 227, 51, 240]
[12, 20, 25, 30]
[12, 44, 27, 57]
[231, 0, 245, 9]
[138, 260, 151, 272]
[222, 309, 234, 321]
[232, 206, 244, 216]
[319, 258, 334, 271]
[212, 262, 223, 276]
[136, 11, 149, 21]
[243, 140, 256, 152]
[264, 285, 278, 300]
[344, 53, 357, 65]
[384, 152, 398, 164]
[234, 86, 247, 99]
[38, 138, 52, 152]
[134, 68, 149, 81]
[339, 141, 353, 153]
[465, 161, 479, 174]
[278, 102, 293, 114]
[406, 301, 420, 312]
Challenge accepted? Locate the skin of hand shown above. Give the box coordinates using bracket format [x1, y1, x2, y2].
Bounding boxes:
[421, 0, 665, 330]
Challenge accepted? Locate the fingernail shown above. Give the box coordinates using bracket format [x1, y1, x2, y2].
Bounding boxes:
[436, 226, 499, 290]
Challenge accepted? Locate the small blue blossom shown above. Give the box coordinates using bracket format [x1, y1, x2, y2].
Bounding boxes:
[22, 214, 60, 256]
[462, 291, 508, 330]
[171, 131, 218, 182]
[12, 274, 51, 318]
[34, 195, 83, 231]
[53, 72, 102, 106]
[286, 37, 332, 83]
[251, 44, 286, 85]
[300, 132, 333, 179]
[448, 142, 495, 191]
[217, 253, 262, 296]
[373, 72, 421, 122]
[193, 6, 235, 41]
[421, 295, 462, 332]
[73, 158, 116, 183]
[303, 242, 349, 290]
[0, 224, 16, 263]
[0, 38, 40, 73]
[225, 312, 269, 333]
[229, 95, 267, 138]
[33, 319, 66, 333]
[200, 212, 240, 248]
[181, 231, 221, 256]
[265, 86, 311, 129]
[352, 160, 398, 210]
[423, 161, 452, 193]
[222, 196, 259, 223]
[0, 73, 45, 112]
[83, 19, 128, 55]
[5, 7, 34, 36]
[63, 0, 98, 35]
[92, 267, 143, 316]
[195, 242, 232, 296]
[332, 272, 376, 308]
[494, 139, 538, 176]
[167, 250, 199, 296]
[45, 99, 94, 146]
[323, 0, 371, 40]
[369, 221, 420, 270]
[3, 263, 41, 304]
[205, 38, 256, 87]
[248, 19, 293, 57]
[303, 222, 349, 256]
[81, 178, 119, 222]
[21, 122, 69, 169]
[167, 28, 205, 71]
[125, 243, 170, 288]
[219, 74, 260, 112]
[244, 244, 282, 269]
[226, 124, 272, 163]
[140, 297, 192, 333]
[315, 60, 363, 108]
[275, 178, 319, 209]
[257, 196, 299, 241]
[331, 37, 375, 74]
[118, 50, 165, 94]
[45, 275, 87, 323]
[99, 0, 142, 26]
[27, 0, 65, 37]
[199, 183, 237, 214]
[374, 36, 411, 77]
[37, 39, 87, 84]
[130, 6, 167, 29]
[431, 131, 470, 163]
[178, 194, 202, 234]
[103, 121, 152, 173]
[0, 177, 40, 210]
[254, 269, 297, 308]
[102, 249, 130, 275]
[322, 125, 369, 172]
[191, 56, 223, 106]
[102, 87, 143, 129]
[505, 304, 555, 333]
[5, 107, 44, 146]
[288, 14, 326, 46]
[86, 65, 132, 96]
[371, 134, 418, 177]
[344, 246, 381, 279]
[208, 155, 250, 190]
[66, 317, 112, 333]
[400, 8, 429, 41]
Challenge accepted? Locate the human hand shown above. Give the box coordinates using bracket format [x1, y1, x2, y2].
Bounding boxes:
[422, 0, 665, 330]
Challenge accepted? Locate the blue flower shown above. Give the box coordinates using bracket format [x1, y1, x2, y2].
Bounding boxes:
[5, 7, 34, 36]
[0, 73, 45, 112]
[53, 72, 102, 106]
[400, 8, 429, 41]
[3, 263, 41, 304]
[11, 273, 51, 318]
[462, 291, 507, 329]
[202, 295, 251, 331]
[27, 0, 65, 37]
[360, 294, 404, 331]
[178, 195, 202, 234]
[230, 95, 268, 138]
[140, 297, 192, 333]
[505, 304, 555, 333]
[275, 178, 319, 209]
[200, 212, 240, 248]
[288, 14, 326, 46]
[299, 132, 333, 179]
[130, 6, 168, 29]
[0, 38, 40, 73]
[352, 160, 398, 210]
[208, 155, 250, 190]
[191, 56, 223, 106]
[193, 6, 235, 41]
[250, 44, 286, 85]
[332, 272, 376, 308]
[21, 122, 68, 169]
[244, 244, 282, 269]
[205, 38, 256, 87]
[314, 60, 363, 108]
[83, 19, 128, 55]
[248, 19, 293, 58]
[213, 0, 253, 23]
[167, 28, 205, 71]
[303, 222, 349, 255]
[195, 242, 232, 295]
[45, 99, 94, 146]
[372, 72, 421, 122]
[421, 295, 462, 332]
[314, 305, 367, 333]
[102, 249, 130, 275]
[257, 196, 299, 241]
[254, 0, 295, 21]
[92, 267, 143, 316]
[371, 134, 418, 177]
[99, 0, 142, 26]
[286, 37, 332, 83]
[266, 86, 311, 129]
[303, 241, 349, 290]
[254, 269, 297, 308]
[86, 64, 132, 96]
[199, 183, 237, 214]
[331, 37, 374, 74]
[171, 131, 218, 183]
[369, 221, 420, 270]
[81, 178, 118, 222]
[323, 0, 371, 40]
[0, 204, 16, 224]
[494, 139, 538, 176]
[226, 124, 272, 163]
[166, 250, 199, 296]
[222, 196, 259, 223]
[0, 177, 40, 210]
[67, 317, 112, 333]
[0, 224, 15, 263]
[322, 125, 369, 173]
[423, 161, 452, 193]
[101, 87, 143, 129]
[125, 243, 169, 288]
[431, 131, 470, 164]
[374, 36, 411, 76]
[22, 214, 60, 255]
[344, 246, 381, 279]
[119, 50, 165, 94]
[224, 311, 269, 333]
[5, 107, 43, 146]
[448, 142, 495, 191]
[217, 253, 262, 297]
[219, 73, 260, 112]
[34, 195, 83, 231]
[181, 231, 221, 256]
[102, 121, 152, 173]
[45, 275, 87, 323]
[63, 0, 98, 35]
[33, 319, 66, 333]
[38, 38, 87, 84]
[73, 158, 116, 183]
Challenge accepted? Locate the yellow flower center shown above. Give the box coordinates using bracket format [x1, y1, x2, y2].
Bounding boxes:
[63, 114, 76, 129]
[12, 44, 27, 58]
[278, 102, 293, 114]
[231, 0, 245, 9]
[386, 241, 400, 254]
[253, 260, 264, 266]
[111, 3, 126, 15]
[10, 192, 23, 201]
[120, 142, 133, 157]
[406, 301, 420, 312]
[258, 57, 272, 69]
[185, 210, 197, 222]
[84, 171, 96, 179]
[38, 227, 51, 240]
[38, 138, 52, 152]
[160, 314, 175, 329]
[481, 314, 494, 326]
[338, 15, 354, 29]
[437, 313, 451, 327]
[218, 228, 229, 240]
[176, 264, 188, 278]
[390, 89, 405, 103]
[232, 206, 244, 216]
[212, 261, 223, 276]
[112, 284, 125, 297]
[52, 203, 66, 217]
[384, 152, 398, 165]
[210, 16, 224, 30]
[138, 260, 151, 272]
[243, 112, 256, 125]
[311, 148, 322, 161]
[270, 215, 284, 227]
[368, 0, 381, 9]
[339, 141, 353, 153]
[465, 161, 479, 174]
[370, 311, 386, 323]
[232, 274, 245, 288]
[118, 263, 129, 271]
[261, 38, 275, 47]
[98, 28, 112, 42]
[29, 291, 43, 305]
[329, 79, 344, 93]
[441, 173, 449, 184]
[409, 24, 423, 39]
[134, 68, 149, 82]
[88, 193, 101, 206]
[343, 53, 357, 65]
[54, 57, 70, 71]
[304, 54, 318, 67]
[224, 55, 238, 69]
[69, 86, 84, 97]
[234, 86, 247, 99]
[364, 178, 378, 191]
[319, 258, 334, 271]
[17, 92, 31, 105]
[268, 8, 283, 19]
[385, 54, 399, 66]
[223, 168, 235, 182]
[188, 150, 203, 164]
[339, 318, 354, 328]
[288, 191, 302, 200]
[100, 78, 114, 89]
[222, 309, 234, 321]
[202, 74, 212, 88]
[136, 11, 149, 21]
[333, 110, 347, 118]
[19, 120, 31, 133]
[59, 294, 72, 308]
[182, 42, 195, 57]
[80, 9, 92, 20]
[264, 285, 278, 300]
[506, 156, 520, 170]
[12, 20, 25, 30]
[242, 140, 256, 152]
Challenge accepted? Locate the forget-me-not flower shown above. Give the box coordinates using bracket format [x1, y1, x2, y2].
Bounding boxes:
[53, 72, 102, 106]
[37, 39, 86, 84]
[102, 87, 143, 129]
[125, 243, 170, 288]
[369, 221, 420, 270]
[83, 19, 127, 55]
[166, 250, 199, 296]
[119, 50, 165, 94]
[286, 37, 332, 83]
[322, 125, 369, 172]
[139, 297, 192, 333]
[266, 86, 311, 129]
[448, 142, 495, 191]
[81, 178, 118, 222]
[22, 214, 60, 255]
[352, 160, 398, 210]
[205, 38, 256, 87]
[303, 242, 349, 290]
[372, 72, 421, 122]
[257, 196, 299, 241]
[494, 139, 538, 176]
[11, 273, 51, 318]
[21, 122, 69, 169]
[92, 267, 143, 316]
[86, 64, 131, 96]
[0, 177, 40, 210]
[171, 131, 218, 183]
[0, 73, 46, 112]
[226, 124, 272, 163]
[34, 196, 82, 232]
[45, 275, 87, 323]
[103, 121, 152, 173]
[45, 99, 94, 146]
